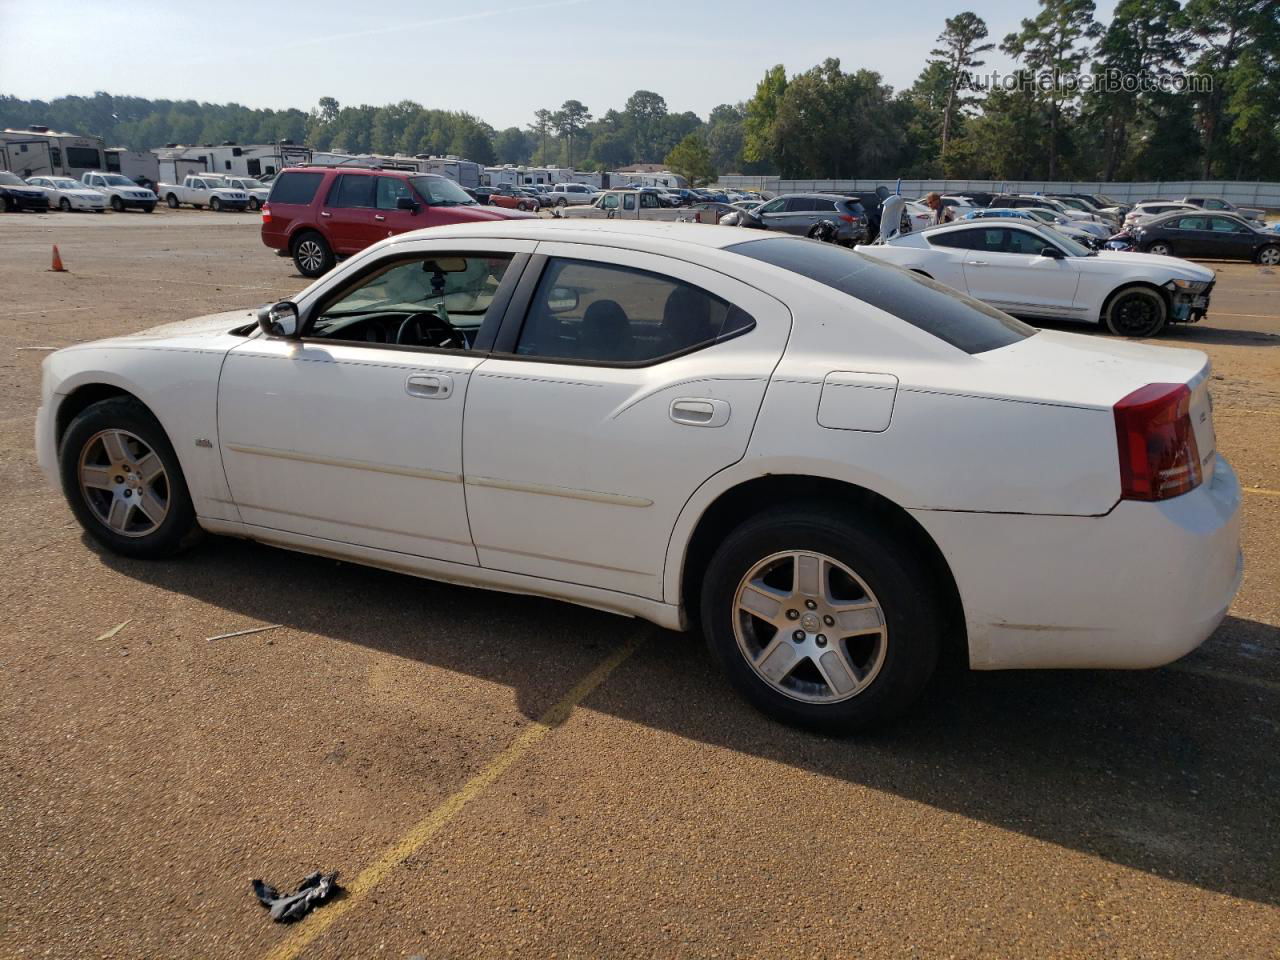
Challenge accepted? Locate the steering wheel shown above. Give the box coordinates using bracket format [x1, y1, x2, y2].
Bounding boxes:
[395, 311, 464, 349]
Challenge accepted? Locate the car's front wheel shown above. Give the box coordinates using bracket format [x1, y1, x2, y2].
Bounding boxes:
[58, 397, 201, 559]
[110, 196, 123, 212]
[292, 231, 334, 277]
[59, 198, 71, 212]
[249, 197, 261, 211]
[210, 197, 222, 212]
[701, 507, 940, 733]
[1105, 285, 1167, 337]
[1147, 241, 1172, 256]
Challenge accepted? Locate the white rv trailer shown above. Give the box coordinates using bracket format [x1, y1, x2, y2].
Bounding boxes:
[1, 126, 107, 178]
[308, 152, 482, 188]
[104, 148, 159, 185]
[152, 142, 312, 182]
[482, 165, 602, 189]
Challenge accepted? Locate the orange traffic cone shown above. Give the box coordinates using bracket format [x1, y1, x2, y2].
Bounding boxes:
[49, 245, 67, 273]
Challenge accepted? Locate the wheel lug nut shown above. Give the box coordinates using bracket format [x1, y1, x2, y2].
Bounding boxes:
[823, 615, 835, 627]
[805, 599, 817, 610]
[786, 609, 799, 620]
[816, 634, 828, 647]
[114, 476, 123, 484]
[792, 630, 805, 643]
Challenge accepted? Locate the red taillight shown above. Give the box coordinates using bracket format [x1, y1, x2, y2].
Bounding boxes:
[1113, 383, 1202, 501]
[839, 214, 855, 223]
[261, 204, 271, 224]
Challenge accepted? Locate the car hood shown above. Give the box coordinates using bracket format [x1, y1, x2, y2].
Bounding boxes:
[451, 205, 538, 221]
[1091, 250, 1214, 280]
[4, 185, 45, 195]
[111, 309, 257, 343]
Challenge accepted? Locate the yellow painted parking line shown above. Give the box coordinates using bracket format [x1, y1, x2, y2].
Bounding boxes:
[1165, 663, 1280, 693]
[1243, 487, 1280, 498]
[261, 632, 644, 960]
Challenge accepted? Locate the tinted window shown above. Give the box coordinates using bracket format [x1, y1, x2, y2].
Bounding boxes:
[268, 171, 323, 205]
[66, 147, 101, 169]
[515, 259, 755, 364]
[1001, 228, 1051, 255]
[376, 176, 413, 210]
[1210, 217, 1247, 233]
[623, 194, 637, 210]
[331, 174, 375, 208]
[728, 237, 1033, 355]
[1175, 216, 1207, 230]
[927, 230, 978, 249]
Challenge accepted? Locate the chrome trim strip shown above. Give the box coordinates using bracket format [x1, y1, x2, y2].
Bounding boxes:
[467, 475, 653, 508]
[225, 443, 462, 484]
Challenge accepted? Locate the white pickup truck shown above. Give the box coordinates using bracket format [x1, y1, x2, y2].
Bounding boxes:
[207, 174, 270, 210]
[158, 175, 251, 212]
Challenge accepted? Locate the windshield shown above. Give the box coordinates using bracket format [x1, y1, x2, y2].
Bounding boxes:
[50, 178, 81, 188]
[0, 172, 25, 185]
[409, 176, 476, 206]
[1048, 229, 1093, 257]
[103, 175, 137, 186]
[238, 178, 265, 189]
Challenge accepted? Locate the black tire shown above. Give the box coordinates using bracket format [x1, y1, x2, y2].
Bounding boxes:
[110, 195, 123, 212]
[700, 506, 941, 733]
[249, 197, 261, 211]
[59, 198, 71, 212]
[1104, 285, 1167, 337]
[1147, 240, 1172, 257]
[1256, 244, 1280, 266]
[0, 196, 10, 213]
[58, 397, 201, 559]
[167, 193, 179, 209]
[141, 204, 155, 213]
[210, 197, 222, 212]
[291, 231, 334, 278]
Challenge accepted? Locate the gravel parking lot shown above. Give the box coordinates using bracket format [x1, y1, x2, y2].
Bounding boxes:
[2, 209, 1278, 959]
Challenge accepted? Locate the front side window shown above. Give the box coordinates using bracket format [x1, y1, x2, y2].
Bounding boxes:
[1203, 198, 1225, 209]
[758, 198, 785, 214]
[409, 176, 476, 206]
[330, 174, 375, 208]
[376, 176, 413, 210]
[309, 254, 514, 349]
[1001, 228, 1052, 255]
[514, 259, 754, 364]
[623, 194, 637, 211]
[601, 194, 619, 210]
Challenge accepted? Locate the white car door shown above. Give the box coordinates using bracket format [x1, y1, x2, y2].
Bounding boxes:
[462, 242, 792, 600]
[217, 239, 537, 563]
[960, 225, 1082, 318]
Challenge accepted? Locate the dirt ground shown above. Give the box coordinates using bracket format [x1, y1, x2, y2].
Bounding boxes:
[1, 208, 1278, 960]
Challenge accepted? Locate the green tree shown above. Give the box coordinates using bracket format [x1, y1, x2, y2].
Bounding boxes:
[530, 109, 554, 164]
[664, 132, 715, 185]
[705, 103, 746, 172]
[743, 65, 787, 169]
[623, 90, 668, 162]
[553, 100, 591, 167]
[493, 127, 532, 164]
[930, 13, 995, 160]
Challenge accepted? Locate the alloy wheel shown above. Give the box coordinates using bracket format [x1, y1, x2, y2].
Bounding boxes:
[732, 550, 888, 704]
[1259, 246, 1280, 266]
[296, 239, 325, 273]
[77, 429, 170, 538]
[1111, 291, 1162, 336]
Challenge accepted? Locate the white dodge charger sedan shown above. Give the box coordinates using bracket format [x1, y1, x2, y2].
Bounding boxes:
[35, 221, 1242, 731]
[857, 219, 1216, 338]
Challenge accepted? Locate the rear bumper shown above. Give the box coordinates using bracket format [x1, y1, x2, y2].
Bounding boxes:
[911, 455, 1243, 670]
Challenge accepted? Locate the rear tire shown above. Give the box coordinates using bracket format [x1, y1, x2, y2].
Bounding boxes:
[700, 506, 940, 733]
[1257, 245, 1280, 266]
[292, 231, 334, 278]
[1147, 240, 1172, 257]
[167, 194, 179, 209]
[1105, 285, 1167, 338]
[58, 397, 201, 560]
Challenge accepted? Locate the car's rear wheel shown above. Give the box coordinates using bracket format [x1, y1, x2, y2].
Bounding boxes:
[58, 398, 201, 559]
[210, 197, 222, 212]
[59, 198, 71, 212]
[292, 231, 334, 277]
[1105, 285, 1167, 337]
[1257, 245, 1280, 266]
[556, 197, 567, 207]
[701, 506, 940, 733]
[167, 194, 179, 209]
[1147, 241, 1172, 256]
[110, 196, 123, 212]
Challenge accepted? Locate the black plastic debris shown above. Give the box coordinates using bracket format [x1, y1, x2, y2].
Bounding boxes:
[252, 871, 340, 923]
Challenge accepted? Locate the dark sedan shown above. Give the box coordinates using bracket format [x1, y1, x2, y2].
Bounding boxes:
[1135, 211, 1280, 264]
[0, 171, 51, 212]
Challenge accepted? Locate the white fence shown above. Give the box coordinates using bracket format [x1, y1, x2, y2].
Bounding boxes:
[715, 176, 1280, 209]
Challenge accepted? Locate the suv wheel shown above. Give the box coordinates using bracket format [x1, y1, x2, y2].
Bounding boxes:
[701, 506, 940, 733]
[292, 232, 334, 278]
[58, 397, 201, 559]
[210, 197, 222, 212]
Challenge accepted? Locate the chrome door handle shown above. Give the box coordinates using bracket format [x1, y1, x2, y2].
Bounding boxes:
[405, 374, 453, 399]
[966, 260, 988, 266]
[319, 211, 331, 217]
[374, 214, 386, 221]
[670, 398, 730, 428]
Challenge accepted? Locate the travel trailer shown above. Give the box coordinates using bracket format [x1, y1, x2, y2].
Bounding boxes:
[1, 126, 106, 178]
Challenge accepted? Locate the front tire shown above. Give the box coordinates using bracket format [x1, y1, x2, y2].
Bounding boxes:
[292, 231, 334, 277]
[1257, 245, 1280, 266]
[700, 506, 940, 733]
[1105, 285, 1167, 337]
[556, 197, 567, 207]
[59, 198, 71, 212]
[110, 196, 123, 212]
[249, 197, 261, 211]
[58, 397, 201, 559]
[210, 197, 222, 212]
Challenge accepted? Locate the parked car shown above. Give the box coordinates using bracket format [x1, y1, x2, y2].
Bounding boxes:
[158, 175, 250, 212]
[0, 171, 50, 212]
[963, 209, 1104, 248]
[559, 189, 688, 221]
[1179, 196, 1265, 224]
[208, 174, 271, 210]
[667, 188, 698, 206]
[488, 184, 541, 212]
[752, 194, 869, 244]
[1133, 211, 1280, 264]
[857, 219, 1215, 337]
[1124, 201, 1200, 229]
[988, 195, 1109, 229]
[547, 182, 598, 207]
[680, 201, 741, 223]
[260, 165, 534, 277]
[80, 171, 156, 212]
[1048, 193, 1126, 223]
[35, 220, 1242, 732]
[24, 175, 107, 212]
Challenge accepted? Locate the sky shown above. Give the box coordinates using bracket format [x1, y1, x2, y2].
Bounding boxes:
[0, 0, 1056, 130]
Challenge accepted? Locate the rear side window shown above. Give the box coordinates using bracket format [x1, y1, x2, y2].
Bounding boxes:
[927, 230, 978, 249]
[330, 174, 375, 208]
[268, 171, 323, 205]
[728, 237, 1033, 355]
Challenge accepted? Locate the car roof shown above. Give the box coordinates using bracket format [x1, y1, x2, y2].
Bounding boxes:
[386, 217, 771, 251]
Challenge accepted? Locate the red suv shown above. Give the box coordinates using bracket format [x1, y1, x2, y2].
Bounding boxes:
[261, 166, 535, 277]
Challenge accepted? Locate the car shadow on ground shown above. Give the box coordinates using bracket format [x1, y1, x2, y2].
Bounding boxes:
[1032, 317, 1279, 347]
[100, 534, 1280, 908]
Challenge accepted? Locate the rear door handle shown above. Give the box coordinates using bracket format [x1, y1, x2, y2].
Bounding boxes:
[374, 214, 386, 221]
[670, 398, 730, 428]
[319, 211, 331, 217]
[966, 260, 988, 266]
[405, 374, 453, 399]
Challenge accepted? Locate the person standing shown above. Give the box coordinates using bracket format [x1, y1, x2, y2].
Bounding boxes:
[925, 192, 954, 225]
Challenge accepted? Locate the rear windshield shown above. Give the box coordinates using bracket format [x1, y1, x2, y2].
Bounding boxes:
[728, 236, 1034, 355]
[268, 171, 324, 205]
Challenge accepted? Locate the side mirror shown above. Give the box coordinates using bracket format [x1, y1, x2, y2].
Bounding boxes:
[1040, 246, 1064, 259]
[257, 301, 300, 337]
[397, 197, 420, 212]
[546, 287, 580, 313]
